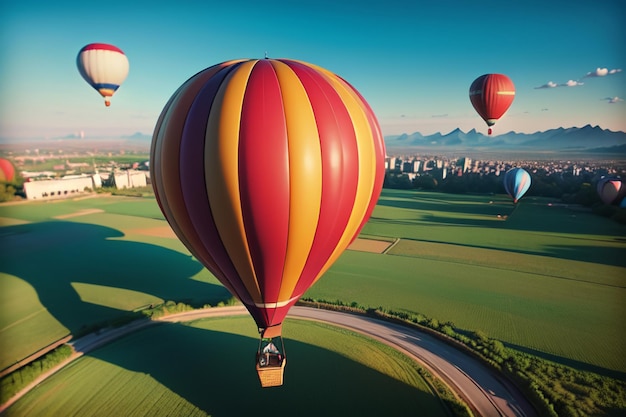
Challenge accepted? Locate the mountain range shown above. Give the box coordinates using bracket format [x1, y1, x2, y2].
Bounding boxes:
[2, 125, 625, 155]
[384, 125, 626, 153]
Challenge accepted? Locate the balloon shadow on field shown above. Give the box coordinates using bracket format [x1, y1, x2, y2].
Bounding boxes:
[88, 323, 436, 417]
[0, 220, 232, 339]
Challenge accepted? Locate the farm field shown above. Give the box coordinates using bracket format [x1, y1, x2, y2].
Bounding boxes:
[1, 189, 625, 378]
[311, 190, 626, 375]
[4, 317, 447, 417]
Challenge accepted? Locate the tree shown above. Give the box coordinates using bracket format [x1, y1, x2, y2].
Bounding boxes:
[413, 175, 438, 190]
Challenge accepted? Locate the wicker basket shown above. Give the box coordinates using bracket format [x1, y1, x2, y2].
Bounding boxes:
[256, 359, 286, 387]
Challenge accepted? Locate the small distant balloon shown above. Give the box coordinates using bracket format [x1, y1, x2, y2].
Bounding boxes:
[0, 158, 15, 183]
[469, 74, 515, 135]
[503, 167, 531, 203]
[596, 176, 626, 206]
[76, 43, 129, 107]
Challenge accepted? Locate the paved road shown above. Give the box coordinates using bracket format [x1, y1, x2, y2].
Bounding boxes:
[160, 306, 537, 417]
[4, 306, 537, 417]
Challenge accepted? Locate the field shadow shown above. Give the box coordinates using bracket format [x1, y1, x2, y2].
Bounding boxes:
[0, 221, 232, 334]
[539, 242, 626, 268]
[376, 190, 626, 238]
[89, 323, 435, 417]
[395, 235, 626, 268]
[504, 342, 626, 381]
[377, 191, 513, 217]
[371, 191, 626, 272]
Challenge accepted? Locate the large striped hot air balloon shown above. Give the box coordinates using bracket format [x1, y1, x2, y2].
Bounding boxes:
[597, 176, 626, 206]
[469, 73, 515, 135]
[0, 158, 15, 183]
[150, 58, 386, 386]
[76, 43, 129, 106]
[503, 167, 531, 203]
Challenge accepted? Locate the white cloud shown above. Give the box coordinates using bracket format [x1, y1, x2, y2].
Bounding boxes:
[603, 96, 624, 104]
[584, 67, 622, 78]
[534, 81, 558, 89]
[561, 80, 584, 87]
[535, 80, 582, 89]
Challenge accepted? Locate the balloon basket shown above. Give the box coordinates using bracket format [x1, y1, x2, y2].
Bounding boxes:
[256, 358, 286, 387]
[256, 334, 286, 387]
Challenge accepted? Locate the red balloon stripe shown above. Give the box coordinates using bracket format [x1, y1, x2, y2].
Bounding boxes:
[79, 43, 125, 54]
[238, 60, 291, 313]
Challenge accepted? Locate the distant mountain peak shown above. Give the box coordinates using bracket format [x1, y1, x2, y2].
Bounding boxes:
[384, 126, 626, 153]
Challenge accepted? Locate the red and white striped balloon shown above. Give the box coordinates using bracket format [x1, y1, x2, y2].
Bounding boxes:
[76, 43, 129, 106]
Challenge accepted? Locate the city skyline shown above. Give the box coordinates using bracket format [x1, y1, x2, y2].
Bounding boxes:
[1, 0, 625, 142]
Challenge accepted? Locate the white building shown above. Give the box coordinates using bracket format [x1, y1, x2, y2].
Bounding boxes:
[112, 170, 147, 188]
[23, 175, 101, 200]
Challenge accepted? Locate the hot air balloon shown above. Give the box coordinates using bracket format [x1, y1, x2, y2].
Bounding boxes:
[76, 43, 129, 106]
[0, 158, 15, 183]
[469, 73, 515, 135]
[150, 58, 385, 387]
[503, 167, 531, 203]
[596, 176, 626, 205]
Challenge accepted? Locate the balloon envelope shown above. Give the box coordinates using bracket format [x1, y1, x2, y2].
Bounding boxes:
[503, 167, 531, 203]
[596, 177, 625, 205]
[77, 43, 129, 106]
[469, 74, 515, 135]
[150, 58, 386, 335]
[0, 158, 15, 182]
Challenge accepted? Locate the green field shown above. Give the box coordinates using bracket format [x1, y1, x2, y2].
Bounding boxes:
[1, 189, 625, 378]
[312, 191, 626, 375]
[4, 317, 446, 417]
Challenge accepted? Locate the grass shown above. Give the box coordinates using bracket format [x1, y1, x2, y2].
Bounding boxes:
[5, 317, 450, 417]
[0, 275, 70, 369]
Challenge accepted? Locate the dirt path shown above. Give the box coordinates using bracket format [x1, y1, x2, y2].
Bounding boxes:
[53, 209, 104, 219]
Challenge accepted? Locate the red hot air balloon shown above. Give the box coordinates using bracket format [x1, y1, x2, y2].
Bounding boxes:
[0, 158, 15, 183]
[150, 58, 386, 387]
[469, 74, 515, 135]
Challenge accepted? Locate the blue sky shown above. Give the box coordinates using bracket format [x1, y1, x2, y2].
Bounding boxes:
[1, 0, 624, 141]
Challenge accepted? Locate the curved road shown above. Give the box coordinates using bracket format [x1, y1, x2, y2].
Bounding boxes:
[4, 306, 537, 417]
[158, 306, 536, 417]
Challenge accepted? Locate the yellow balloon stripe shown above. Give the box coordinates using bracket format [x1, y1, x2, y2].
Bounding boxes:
[205, 60, 262, 303]
[270, 60, 322, 302]
[312, 70, 376, 283]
